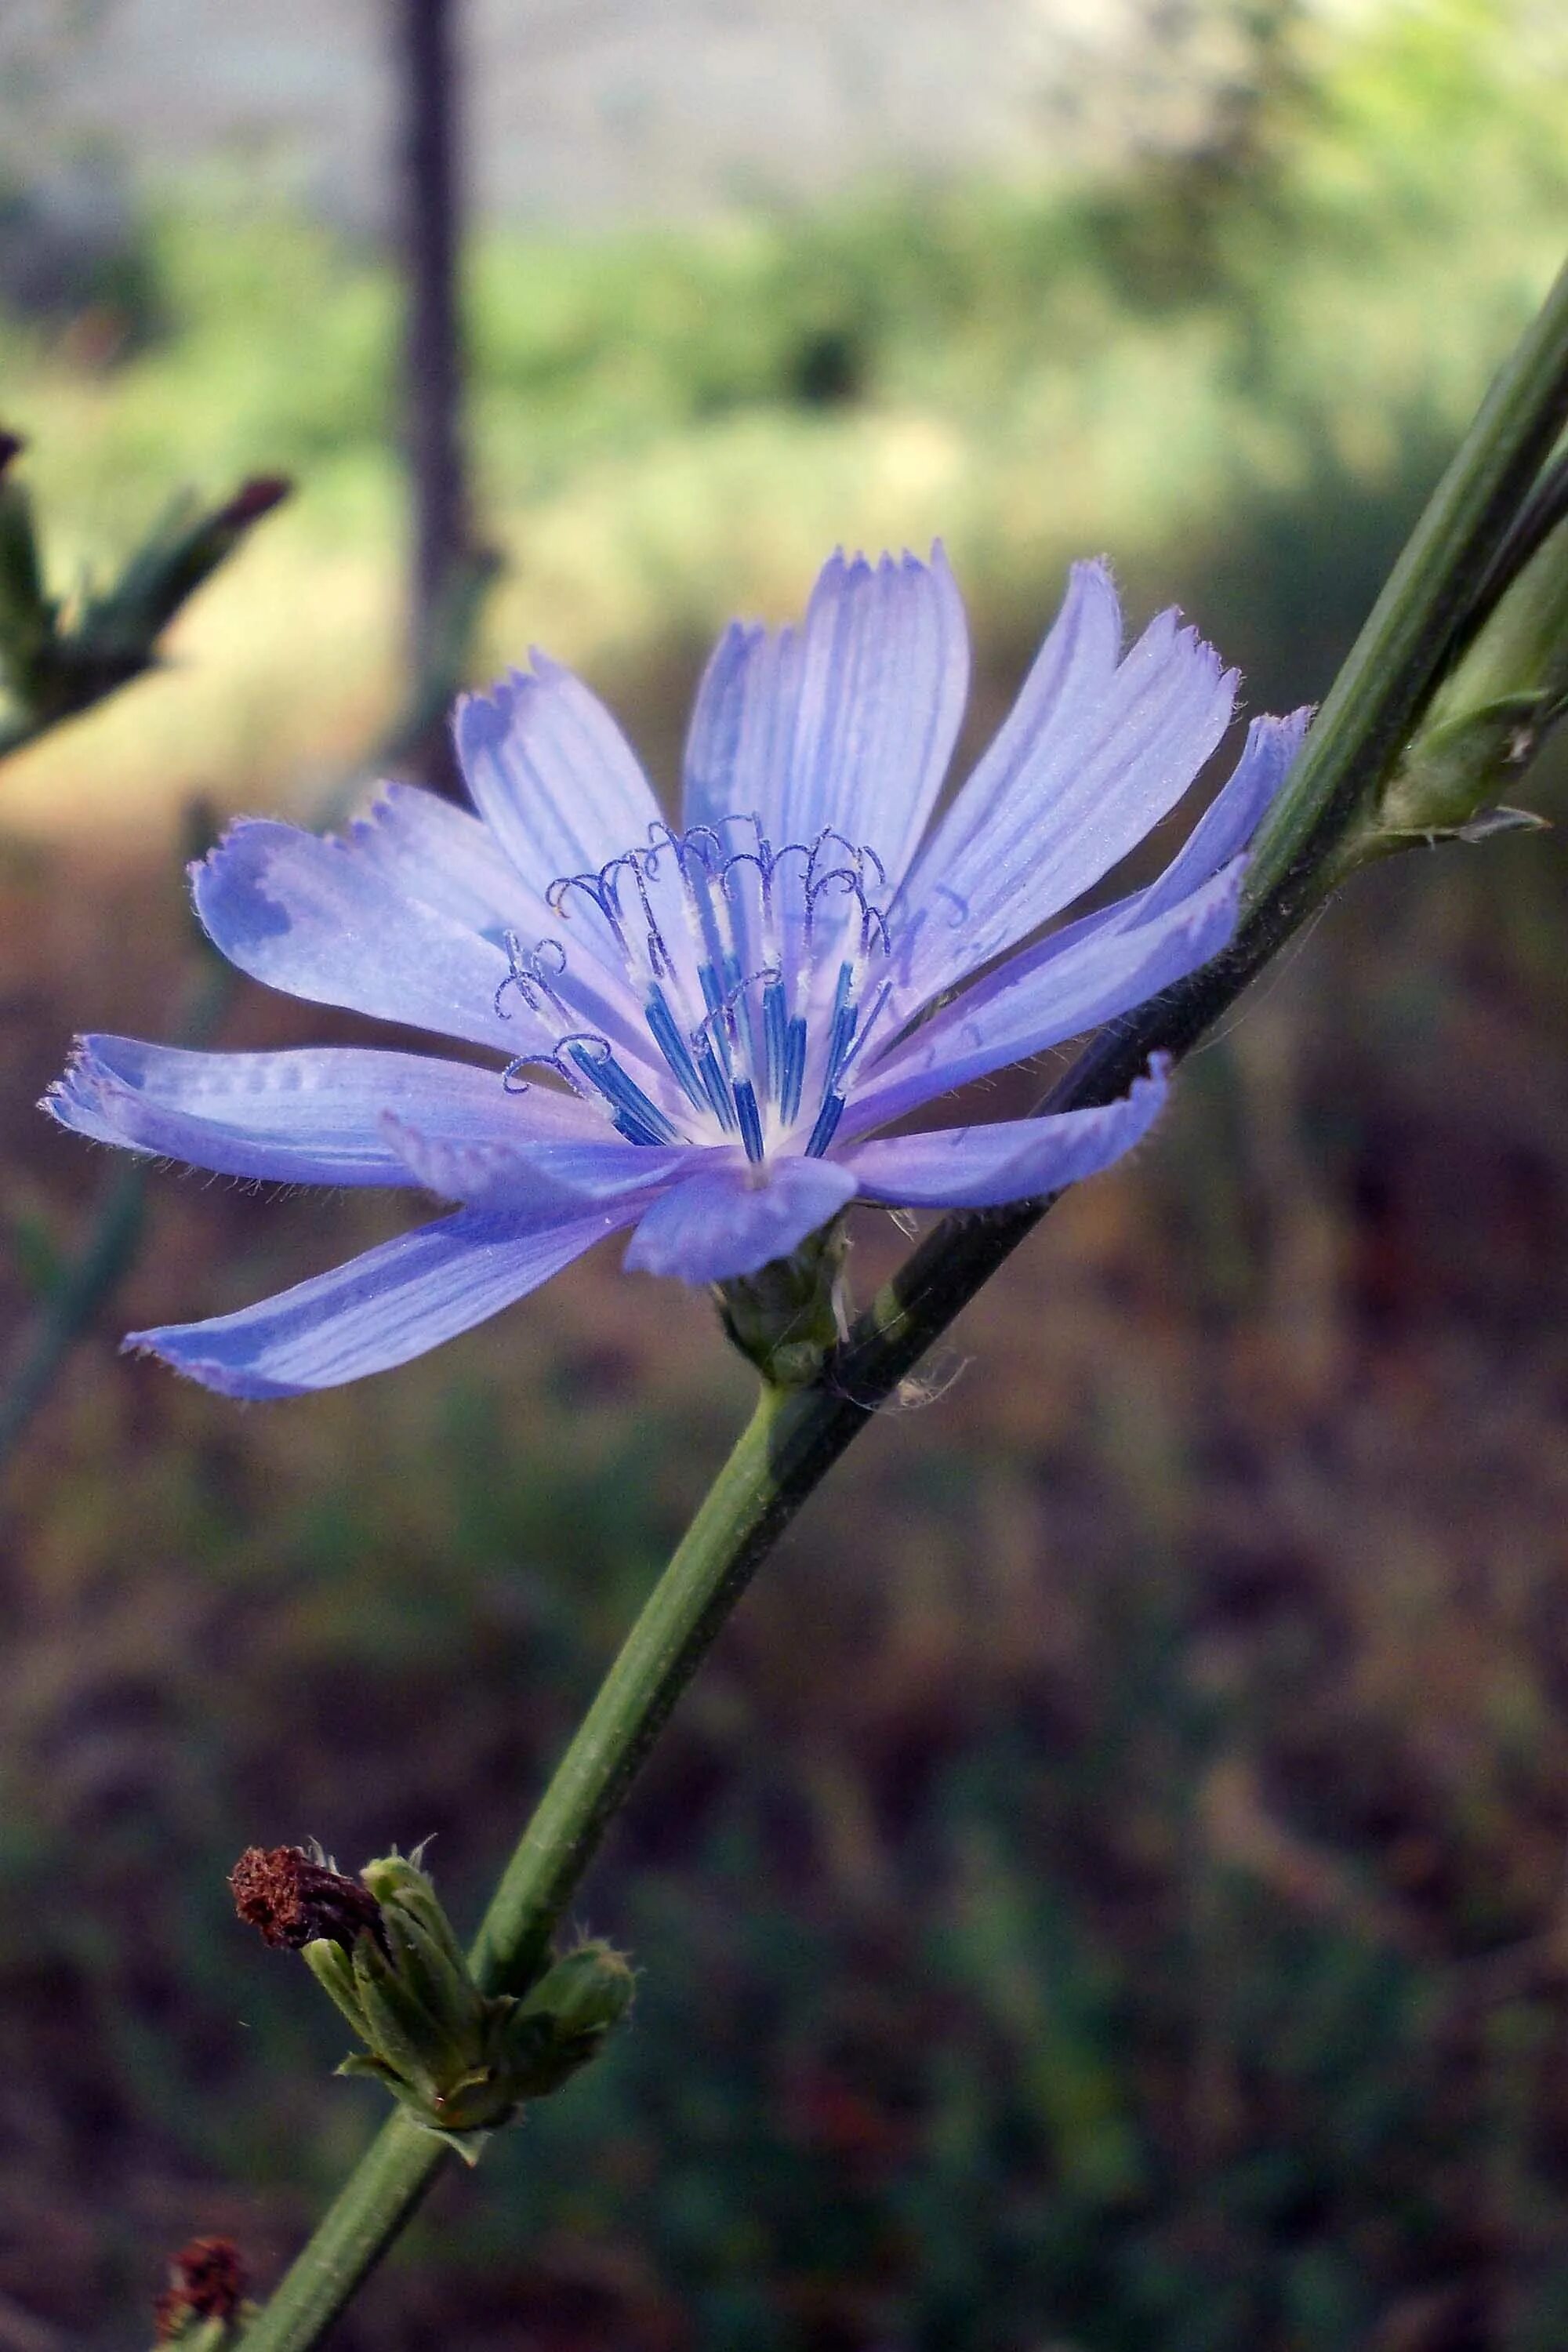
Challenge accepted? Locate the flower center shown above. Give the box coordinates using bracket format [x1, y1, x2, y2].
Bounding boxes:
[494, 818, 895, 1162]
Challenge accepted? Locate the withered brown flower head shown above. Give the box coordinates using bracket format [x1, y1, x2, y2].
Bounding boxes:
[229, 1844, 385, 1952]
[153, 2237, 248, 2342]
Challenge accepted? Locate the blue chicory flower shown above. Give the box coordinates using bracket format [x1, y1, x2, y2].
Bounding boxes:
[47, 548, 1305, 1396]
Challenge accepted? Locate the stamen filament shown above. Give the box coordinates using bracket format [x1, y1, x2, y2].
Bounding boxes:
[780, 1016, 808, 1125]
[644, 987, 710, 1113]
[732, 1078, 766, 1164]
[565, 1040, 680, 1147]
[513, 821, 895, 1160]
[805, 1091, 845, 1158]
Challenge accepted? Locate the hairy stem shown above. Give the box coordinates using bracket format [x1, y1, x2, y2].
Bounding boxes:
[235, 252, 1568, 2352]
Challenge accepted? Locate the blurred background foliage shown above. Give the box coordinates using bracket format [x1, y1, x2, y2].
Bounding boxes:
[0, 0, 1563, 826]
[4, 2, 1568, 2348]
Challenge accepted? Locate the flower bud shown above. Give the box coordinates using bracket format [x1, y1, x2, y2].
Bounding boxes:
[234, 1843, 633, 2160]
[1339, 507, 1568, 872]
[505, 1940, 637, 2099]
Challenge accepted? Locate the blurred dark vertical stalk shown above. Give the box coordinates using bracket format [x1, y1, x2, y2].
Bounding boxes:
[397, 0, 472, 794]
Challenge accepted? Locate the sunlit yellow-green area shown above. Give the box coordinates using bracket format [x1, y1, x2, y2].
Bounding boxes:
[2, 0, 1563, 836]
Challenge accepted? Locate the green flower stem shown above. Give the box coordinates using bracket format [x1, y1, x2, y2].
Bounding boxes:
[235, 2111, 444, 2351]
[246, 1370, 951, 2352]
[467, 1381, 795, 1991]
[245, 1380, 817, 2352]
[237, 254, 1568, 2352]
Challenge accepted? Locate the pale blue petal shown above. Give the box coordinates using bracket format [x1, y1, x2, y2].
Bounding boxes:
[345, 783, 551, 938]
[345, 783, 656, 1053]
[843, 1062, 1167, 1207]
[455, 655, 665, 902]
[1128, 707, 1308, 926]
[194, 819, 521, 1052]
[624, 1155, 857, 1283]
[126, 1203, 637, 1398]
[843, 860, 1241, 1137]
[892, 565, 1237, 1010]
[45, 1038, 604, 1185]
[681, 619, 800, 844]
[910, 704, 1308, 1004]
[382, 1115, 704, 1213]
[682, 546, 969, 891]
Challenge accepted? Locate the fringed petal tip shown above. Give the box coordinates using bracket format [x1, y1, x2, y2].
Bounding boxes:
[1055, 554, 1122, 646]
[1123, 601, 1237, 726]
[452, 677, 511, 760]
[710, 546, 953, 659]
[453, 652, 569, 753]
[38, 1036, 134, 1148]
[119, 1327, 285, 1400]
[187, 817, 304, 958]
[1272, 705, 1314, 753]
[1161, 615, 1236, 705]
[38, 1035, 92, 1123]
[815, 541, 954, 590]
[185, 811, 286, 896]
[1065, 551, 1117, 598]
[454, 662, 550, 750]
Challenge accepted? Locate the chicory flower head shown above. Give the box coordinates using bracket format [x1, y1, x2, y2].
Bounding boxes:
[47, 548, 1305, 1396]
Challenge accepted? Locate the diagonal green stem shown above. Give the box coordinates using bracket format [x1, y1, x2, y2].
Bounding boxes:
[234, 252, 1568, 2352]
[244, 1373, 943, 2352]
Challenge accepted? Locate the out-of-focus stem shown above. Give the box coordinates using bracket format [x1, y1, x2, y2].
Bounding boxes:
[241, 1385, 804, 2352]
[397, 0, 473, 800]
[401, 0, 468, 674]
[0, 960, 230, 1472]
[0, 470, 291, 762]
[239, 253, 1568, 2352]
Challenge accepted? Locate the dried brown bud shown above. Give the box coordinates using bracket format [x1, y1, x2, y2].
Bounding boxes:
[0, 431, 24, 481]
[153, 2238, 248, 2342]
[229, 1844, 384, 1952]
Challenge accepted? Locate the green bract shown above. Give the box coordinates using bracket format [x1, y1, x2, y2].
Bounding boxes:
[301, 1853, 633, 2161]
